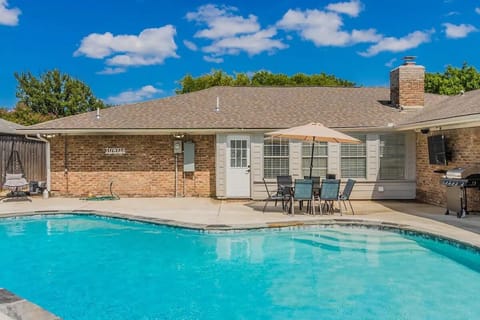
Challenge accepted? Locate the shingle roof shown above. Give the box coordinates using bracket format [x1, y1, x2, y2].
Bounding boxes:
[0, 118, 24, 135]
[400, 89, 480, 126]
[21, 86, 445, 132]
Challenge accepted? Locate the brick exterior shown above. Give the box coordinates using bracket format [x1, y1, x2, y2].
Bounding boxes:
[390, 64, 425, 108]
[49, 135, 216, 197]
[416, 128, 480, 211]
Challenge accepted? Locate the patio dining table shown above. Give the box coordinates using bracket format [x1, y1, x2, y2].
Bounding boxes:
[283, 180, 341, 215]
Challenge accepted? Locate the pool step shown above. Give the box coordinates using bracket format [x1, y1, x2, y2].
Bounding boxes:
[293, 233, 426, 254]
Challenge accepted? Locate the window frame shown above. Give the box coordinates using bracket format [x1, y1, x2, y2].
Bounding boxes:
[301, 141, 328, 178]
[340, 134, 367, 179]
[263, 137, 290, 179]
[379, 133, 406, 180]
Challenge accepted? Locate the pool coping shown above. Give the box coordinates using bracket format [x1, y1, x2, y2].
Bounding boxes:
[2, 209, 480, 252]
[0, 289, 60, 320]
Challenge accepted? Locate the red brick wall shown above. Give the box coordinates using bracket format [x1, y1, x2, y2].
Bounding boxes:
[49, 135, 216, 197]
[390, 65, 425, 107]
[416, 128, 480, 210]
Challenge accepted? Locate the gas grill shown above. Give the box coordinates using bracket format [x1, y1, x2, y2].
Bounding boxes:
[440, 166, 480, 218]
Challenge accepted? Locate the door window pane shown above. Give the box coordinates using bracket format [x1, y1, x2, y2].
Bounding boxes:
[230, 139, 248, 168]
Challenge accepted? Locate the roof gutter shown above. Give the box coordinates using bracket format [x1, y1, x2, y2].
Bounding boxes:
[24, 134, 51, 192]
[396, 114, 480, 131]
[16, 125, 398, 135]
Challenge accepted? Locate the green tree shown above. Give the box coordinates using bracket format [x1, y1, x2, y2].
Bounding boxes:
[176, 70, 355, 94]
[425, 63, 480, 95]
[15, 69, 106, 117]
[176, 70, 234, 94]
[0, 103, 55, 126]
[233, 73, 251, 86]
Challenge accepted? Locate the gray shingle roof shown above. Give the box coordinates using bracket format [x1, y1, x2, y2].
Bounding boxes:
[400, 89, 480, 126]
[0, 118, 24, 135]
[21, 86, 445, 132]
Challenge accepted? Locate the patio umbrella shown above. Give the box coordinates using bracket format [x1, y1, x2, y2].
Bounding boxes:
[266, 122, 361, 178]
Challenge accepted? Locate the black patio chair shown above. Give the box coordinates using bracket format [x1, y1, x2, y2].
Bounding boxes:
[262, 178, 289, 213]
[339, 179, 356, 215]
[326, 173, 336, 179]
[276, 175, 293, 209]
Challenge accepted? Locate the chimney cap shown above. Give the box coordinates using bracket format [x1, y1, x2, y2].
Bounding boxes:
[402, 56, 417, 65]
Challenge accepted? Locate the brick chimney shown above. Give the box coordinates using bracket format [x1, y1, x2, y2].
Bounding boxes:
[390, 56, 425, 109]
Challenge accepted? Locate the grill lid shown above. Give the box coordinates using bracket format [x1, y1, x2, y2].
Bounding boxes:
[445, 166, 480, 179]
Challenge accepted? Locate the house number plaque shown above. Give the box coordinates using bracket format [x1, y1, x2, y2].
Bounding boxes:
[105, 147, 126, 155]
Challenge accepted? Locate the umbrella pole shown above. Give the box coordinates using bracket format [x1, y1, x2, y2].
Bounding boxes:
[309, 138, 315, 179]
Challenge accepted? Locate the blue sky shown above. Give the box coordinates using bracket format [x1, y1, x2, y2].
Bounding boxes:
[1, 0, 480, 107]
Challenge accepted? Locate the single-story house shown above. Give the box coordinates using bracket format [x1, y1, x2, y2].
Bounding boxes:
[17, 60, 480, 210]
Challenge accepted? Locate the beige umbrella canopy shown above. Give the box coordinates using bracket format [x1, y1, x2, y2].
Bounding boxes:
[266, 123, 361, 178]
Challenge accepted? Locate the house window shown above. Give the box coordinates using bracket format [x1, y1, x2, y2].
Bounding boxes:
[379, 134, 405, 180]
[264, 137, 289, 178]
[302, 142, 328, 178]
[341, 134, 366, 178]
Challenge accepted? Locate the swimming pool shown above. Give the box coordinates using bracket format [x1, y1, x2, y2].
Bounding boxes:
[0, 214, 479, 319]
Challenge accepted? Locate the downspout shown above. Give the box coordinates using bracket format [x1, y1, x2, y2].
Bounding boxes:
[24, 134, 51, 192]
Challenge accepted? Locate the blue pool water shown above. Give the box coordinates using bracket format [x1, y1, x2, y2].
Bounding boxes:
[0, 215, 480, 319]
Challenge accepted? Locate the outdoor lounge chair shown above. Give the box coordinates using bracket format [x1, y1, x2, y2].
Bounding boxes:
[1, 147, 31, 202]
[1, 173, 31, 202]
[262, 178, 289, 213]
[339, 179, 356, 214]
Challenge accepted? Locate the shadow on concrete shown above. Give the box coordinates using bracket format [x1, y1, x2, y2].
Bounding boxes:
[378, 200, 480, 235]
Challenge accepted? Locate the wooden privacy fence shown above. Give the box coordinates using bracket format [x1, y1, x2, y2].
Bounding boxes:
[1, 135, 47, 188]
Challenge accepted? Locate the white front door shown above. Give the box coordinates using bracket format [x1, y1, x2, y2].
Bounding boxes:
[226, 135, 251, 198]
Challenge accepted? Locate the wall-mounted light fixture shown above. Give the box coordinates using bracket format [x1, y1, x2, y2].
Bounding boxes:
[420, 128, 430, 134]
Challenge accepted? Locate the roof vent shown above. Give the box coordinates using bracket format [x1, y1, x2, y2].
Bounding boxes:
[96, 107, 100, 119]
[403, 56, 416, 65]
[215, 96, 220, 112]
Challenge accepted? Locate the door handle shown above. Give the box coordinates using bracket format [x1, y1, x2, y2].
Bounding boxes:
[246, 165, 251, 173]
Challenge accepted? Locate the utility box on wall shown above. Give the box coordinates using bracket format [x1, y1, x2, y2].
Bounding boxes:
[173, 140, 183, 154]
[183, 142, 195, 172]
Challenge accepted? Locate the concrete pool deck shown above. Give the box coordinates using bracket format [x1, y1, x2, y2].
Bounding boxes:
[1, 197, 480, 249]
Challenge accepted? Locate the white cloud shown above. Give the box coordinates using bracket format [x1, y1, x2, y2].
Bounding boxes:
[187, 4, 260, 39]
[359, 30, 433, 57]
[445, 11, 460, 17]
[186, 4, 286, 57]
[106, 85, 163, 105]
[203, 56, 224, 63]
[203, 28, 287, 56]
[476, 8, 480, 15]
[0, 0, 20, 26]
[96, 67, 126, 75]
[385, 58, 397, 68]
[443, 23, 477, 38]
[326, 0, 362, 17]
[183, 40, 198, 51]
[74, 25, 178, 70]
[277, 9, 381, 47]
